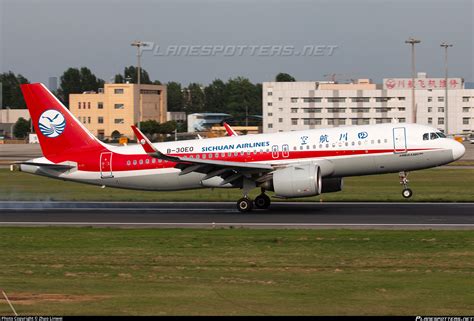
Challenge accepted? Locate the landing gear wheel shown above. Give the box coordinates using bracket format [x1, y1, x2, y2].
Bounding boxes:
[399, 171, 413, 199]
[237, 198, 253, 212]
[402, 188, 413, 199]
[254, 194, 271, 209]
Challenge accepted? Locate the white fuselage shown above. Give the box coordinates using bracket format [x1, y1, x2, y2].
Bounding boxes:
[21, 123, 465, 191]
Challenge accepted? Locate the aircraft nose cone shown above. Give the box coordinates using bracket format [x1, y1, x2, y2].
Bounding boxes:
[452, 141, 465, 161]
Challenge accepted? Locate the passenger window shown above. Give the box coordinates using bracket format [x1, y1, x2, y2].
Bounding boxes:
[423, 133, 429, 140]
[430, 133, 438, 140]
[133, 160, 137, 165]
[126, 160, 131, 166]
[145, 159, 150, 164]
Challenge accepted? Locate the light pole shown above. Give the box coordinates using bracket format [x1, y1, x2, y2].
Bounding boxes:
[405, 37, 421, 123]
[131, 40, 148, 130]
[440, 42, 453, 135]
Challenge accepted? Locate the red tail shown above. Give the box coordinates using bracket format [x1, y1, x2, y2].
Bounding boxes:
[21, 83, 105, 159]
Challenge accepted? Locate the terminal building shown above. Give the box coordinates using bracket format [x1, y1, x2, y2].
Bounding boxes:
[263, 73, 474, 136]
[70, 83, 167, 140]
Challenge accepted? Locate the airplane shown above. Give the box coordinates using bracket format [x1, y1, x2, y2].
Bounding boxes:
[14, 83, 465, 212]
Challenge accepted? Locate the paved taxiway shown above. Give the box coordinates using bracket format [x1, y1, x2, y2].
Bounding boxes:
[0, 201, 473, 229]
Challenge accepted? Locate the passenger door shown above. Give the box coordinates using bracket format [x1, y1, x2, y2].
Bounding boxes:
[100, 152, 114, 178]
[272, 145, 279, 159]
[393, 127, 407, 153]
[282, 144, 290, 158]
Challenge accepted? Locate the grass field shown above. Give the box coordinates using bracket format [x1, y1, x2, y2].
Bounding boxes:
[1, 168, 473, 202]
[0, 228, 473, 315]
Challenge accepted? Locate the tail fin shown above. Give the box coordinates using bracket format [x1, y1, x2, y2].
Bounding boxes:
[21, 83, 105, 158]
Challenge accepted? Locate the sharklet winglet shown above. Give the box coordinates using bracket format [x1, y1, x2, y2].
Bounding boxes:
[223, 122, 238, 136]
[130, 125, 180, 162]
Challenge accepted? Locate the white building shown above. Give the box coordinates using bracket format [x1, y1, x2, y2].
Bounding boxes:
[167, 111, 186, 124]
[263, 73, 474, 135]
[0, 109, 30, 123]
[187, 113, 231, 132]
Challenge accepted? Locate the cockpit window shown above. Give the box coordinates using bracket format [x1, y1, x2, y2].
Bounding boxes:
[423, 132, 446, 140]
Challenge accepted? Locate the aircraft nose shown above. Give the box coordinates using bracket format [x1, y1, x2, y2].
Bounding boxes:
[452, 141, 465, 161]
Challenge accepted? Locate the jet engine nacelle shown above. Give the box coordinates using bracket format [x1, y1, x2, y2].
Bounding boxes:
[272, 162, 322, 198]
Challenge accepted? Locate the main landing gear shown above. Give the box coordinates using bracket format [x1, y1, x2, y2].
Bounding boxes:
[237, 188, 271, 212]
[399, 171, 413, 199]
[254, 193, 271, 209]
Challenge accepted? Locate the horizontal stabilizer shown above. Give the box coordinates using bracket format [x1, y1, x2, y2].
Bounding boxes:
[12, 162, 75, 171]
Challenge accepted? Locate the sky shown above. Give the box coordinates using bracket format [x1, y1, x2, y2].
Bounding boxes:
[1, 0, 472, 85]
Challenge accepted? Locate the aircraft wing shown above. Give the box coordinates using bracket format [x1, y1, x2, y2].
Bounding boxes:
[131, 125, 273, 186]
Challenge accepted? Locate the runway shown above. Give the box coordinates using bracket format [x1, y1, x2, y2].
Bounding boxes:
[0, 201, 473, 229]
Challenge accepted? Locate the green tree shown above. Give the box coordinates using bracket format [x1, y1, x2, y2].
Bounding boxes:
[114, 66, 152, 84]
[158, 121, 177, 135]
[57, 67, 104, 107]
[0, 71, 29, 108]
[275, 73, 296, 82]
[225, 77, 262, 117]
[13, 117, 30, 138]
[167, 81, 184, 112]
[204, 79, 226, 113]
[111, 130, 122, 139]
[185, 83, 205, 114]
[139, 120, 161, 136]
[176, 121, 187, 133]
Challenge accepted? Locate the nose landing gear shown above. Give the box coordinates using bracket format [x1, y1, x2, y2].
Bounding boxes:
[399, 171, 413, 199]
